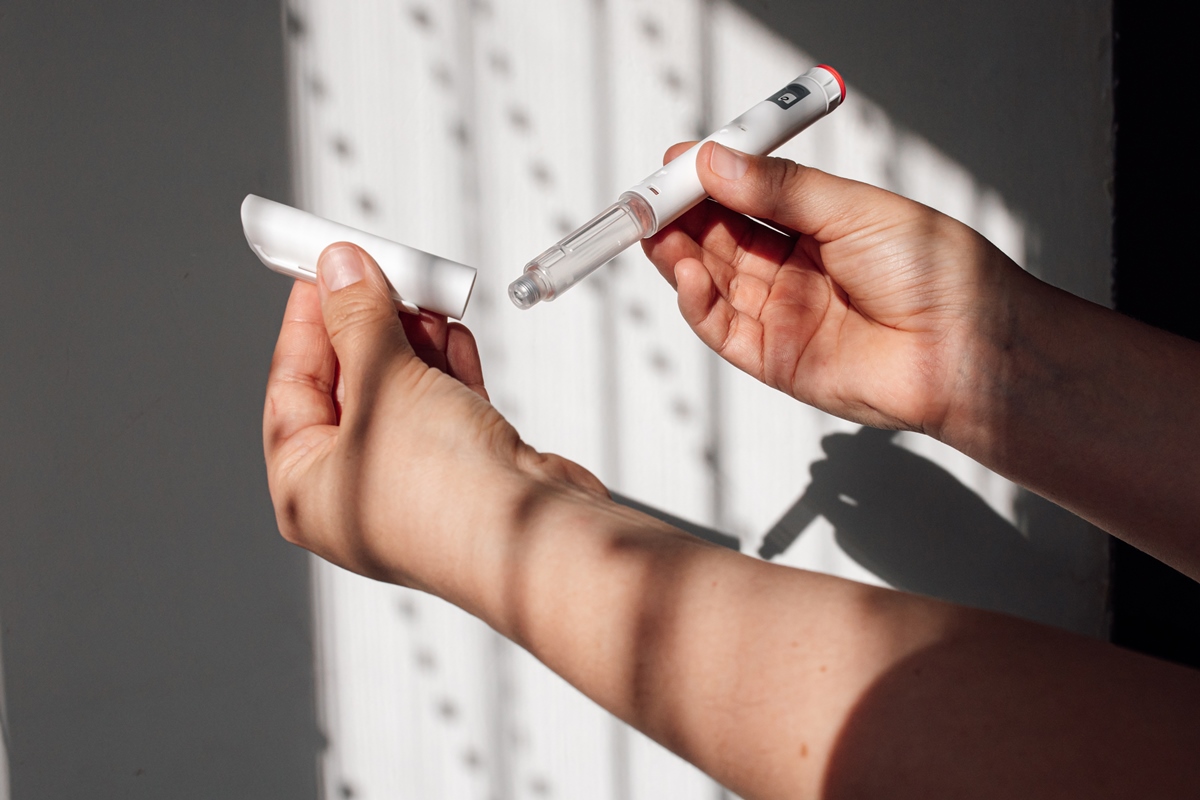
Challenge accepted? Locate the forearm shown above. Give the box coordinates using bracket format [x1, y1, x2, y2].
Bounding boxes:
[946, 264, 1200, 576]
[439, 474, 1200, 799]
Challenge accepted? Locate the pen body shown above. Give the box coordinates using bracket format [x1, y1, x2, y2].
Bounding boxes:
[628, 67, 843, 233]
[509, 65, 843, 308]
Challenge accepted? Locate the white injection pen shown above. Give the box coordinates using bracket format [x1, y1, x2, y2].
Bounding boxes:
[508, 65, 845, 309]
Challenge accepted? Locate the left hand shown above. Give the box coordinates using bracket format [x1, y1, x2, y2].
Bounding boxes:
[262, 243, 603, 595]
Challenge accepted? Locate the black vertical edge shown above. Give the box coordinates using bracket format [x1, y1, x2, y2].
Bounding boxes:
[1110, 1, 1200, 668]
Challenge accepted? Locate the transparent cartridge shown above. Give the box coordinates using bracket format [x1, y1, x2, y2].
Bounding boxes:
[508, 65, 846, 309]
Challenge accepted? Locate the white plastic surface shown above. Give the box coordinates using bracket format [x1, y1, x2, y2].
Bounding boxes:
[241, 194, 477, 319]
[629, 66, 843, 231]
[509, 66, 842, 308]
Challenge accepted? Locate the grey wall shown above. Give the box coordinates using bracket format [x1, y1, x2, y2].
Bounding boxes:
[0, 3, 319, 798]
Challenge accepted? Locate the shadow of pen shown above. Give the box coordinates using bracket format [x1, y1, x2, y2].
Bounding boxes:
[759, 427, 899, 560]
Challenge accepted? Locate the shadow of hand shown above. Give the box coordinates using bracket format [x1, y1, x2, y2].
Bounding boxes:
[770, 427, 1090, 625]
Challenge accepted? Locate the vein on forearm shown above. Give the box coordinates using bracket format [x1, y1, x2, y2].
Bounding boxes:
[955, 273, 1200, 575]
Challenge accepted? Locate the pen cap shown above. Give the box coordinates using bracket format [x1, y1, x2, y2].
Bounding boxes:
[241, 194, 477, 319]
[808, 64, 846, 108]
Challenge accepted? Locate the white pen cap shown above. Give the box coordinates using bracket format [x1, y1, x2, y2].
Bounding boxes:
[241, 194, 477, 319]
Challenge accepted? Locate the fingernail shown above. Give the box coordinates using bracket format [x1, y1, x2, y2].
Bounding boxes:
[320, 244, 366, 292]
[709, 143, 749, 180]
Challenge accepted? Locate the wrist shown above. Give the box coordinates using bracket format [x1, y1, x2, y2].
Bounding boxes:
[933, 246, 1039, 457]
[427, 451, 612, 625]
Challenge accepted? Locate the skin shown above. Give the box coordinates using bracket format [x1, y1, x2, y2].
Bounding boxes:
[263, 143, 1200, 798]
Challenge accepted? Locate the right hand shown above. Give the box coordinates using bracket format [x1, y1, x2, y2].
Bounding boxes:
[642, 142, 1023, 438]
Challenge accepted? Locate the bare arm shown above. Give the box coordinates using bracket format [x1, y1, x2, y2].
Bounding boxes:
[953, 271, 1200, 575]
[467, 483, 1199, 799]
[643, 141, 1200, 579]
[264, 244, 1200, 799]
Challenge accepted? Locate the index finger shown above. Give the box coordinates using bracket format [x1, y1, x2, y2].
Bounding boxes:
[694, 142, 898, 242]
[663, 141, 697, 165]
[263, 280, 338, 462]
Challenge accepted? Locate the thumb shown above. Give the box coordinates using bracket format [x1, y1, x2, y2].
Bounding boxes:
[316, 242, 413, 383]
[695, 141, 893, 242]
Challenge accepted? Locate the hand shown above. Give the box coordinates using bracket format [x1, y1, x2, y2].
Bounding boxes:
[262, 243, 603, 595]
[642, 142, 1023, 438]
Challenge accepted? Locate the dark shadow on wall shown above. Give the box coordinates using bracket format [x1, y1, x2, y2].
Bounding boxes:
[724, 0, 1113, 305]
[0, 2, 320, 799]
[761, 428, 1108, 636]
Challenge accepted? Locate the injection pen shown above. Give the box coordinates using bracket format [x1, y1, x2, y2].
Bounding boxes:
[507, 65, 845, 309]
